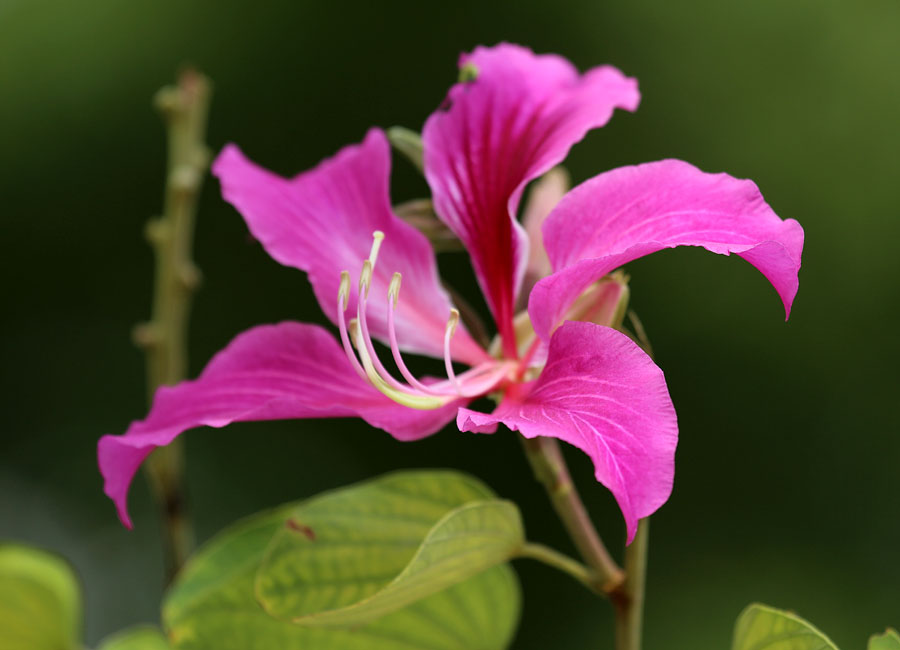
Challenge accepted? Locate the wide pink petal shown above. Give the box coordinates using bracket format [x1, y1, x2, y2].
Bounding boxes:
[212, 129, 486, 366]
[98, 322, 463, 528]
[530, 159, 804, 340]
[423, 43, 639, 351]
[457, 321, 677, 543]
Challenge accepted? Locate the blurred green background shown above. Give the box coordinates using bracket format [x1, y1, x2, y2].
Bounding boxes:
[2, 0, 898, 647]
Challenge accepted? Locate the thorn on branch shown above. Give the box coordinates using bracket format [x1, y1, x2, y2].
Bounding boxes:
[144, 217, 170, 244]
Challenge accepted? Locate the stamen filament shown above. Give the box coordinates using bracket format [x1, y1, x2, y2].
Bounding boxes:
[387, 272, 446, 396]
[337, 270, 368, 381]
[334, 230, 508, 410]
[351, 319, 451, 410]
[444, 309, 461, 393]
[427, 361, 513, 397]
[357, 264, 412, 393]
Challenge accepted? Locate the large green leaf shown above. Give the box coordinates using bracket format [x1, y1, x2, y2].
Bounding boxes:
[164, 470, 521, 650]
[733, 603, 839, 650]
[256, 496, 524, 626]
[0, 543, 81, 650]
[97, 626, 170, 650]
[869, 629, 900, 650]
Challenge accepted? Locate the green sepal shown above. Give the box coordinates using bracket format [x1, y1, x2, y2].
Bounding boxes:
[386, 126, 424, 173]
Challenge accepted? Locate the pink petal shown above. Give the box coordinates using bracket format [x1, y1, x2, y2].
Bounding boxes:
[423, 43, 639, 351]
[212, 129, 487, 366]
[98, 323, 463, 528]
[458, 321, 677, 543]
[530, 159, 805, 340]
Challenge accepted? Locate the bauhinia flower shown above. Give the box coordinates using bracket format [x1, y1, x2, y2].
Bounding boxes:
[98, 44, 803, 541]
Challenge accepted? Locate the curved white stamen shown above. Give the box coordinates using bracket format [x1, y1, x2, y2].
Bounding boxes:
[337, 270, 367, 381]
[357, 262, 413, 393]
[387, 272, 445, 396]
[334, 230, 508, 410]
[444, 309, 461, 393]
[351, 318, 450, 410]
[428, 361, 515, 397]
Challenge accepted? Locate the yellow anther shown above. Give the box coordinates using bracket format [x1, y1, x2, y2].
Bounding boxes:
[359, 260, 373, 298]
[338, 270, 351, 311]
[388, 272, 402, 308]
[446, 308, 460, 337]
[369, 230, 385, 264]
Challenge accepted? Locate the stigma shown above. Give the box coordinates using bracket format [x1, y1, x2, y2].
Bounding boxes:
[336, 232, 510, 410]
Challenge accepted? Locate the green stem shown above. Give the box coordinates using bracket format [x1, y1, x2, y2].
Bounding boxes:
[607, 309, 655, 650]
[521, 435, 625, 592]
[517, 542, 604, 594]
[611, 518, 649, 650]
[133, 68, 211, 583]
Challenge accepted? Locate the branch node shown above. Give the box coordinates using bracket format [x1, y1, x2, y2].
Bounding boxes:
[144, 217, 170, 244]
[170, 164, 202, 193]
[153, 87, 183, 118]
[132, 322, 161, 348]
[178, 263, 202, 290]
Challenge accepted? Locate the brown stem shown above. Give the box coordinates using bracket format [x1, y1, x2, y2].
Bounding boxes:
[133, 68, 211, 583]
[521, 435, 625, 592]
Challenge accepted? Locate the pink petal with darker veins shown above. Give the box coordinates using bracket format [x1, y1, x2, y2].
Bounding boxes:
[458, 321, 677, 543]
[530, 159, 804, 340]
[212, 129, 487, 366]
[423, 43, 639, 352]
[98, 323, 465, 528]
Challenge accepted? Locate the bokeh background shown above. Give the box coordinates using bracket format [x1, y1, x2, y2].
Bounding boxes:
[2, 0, 898, 647]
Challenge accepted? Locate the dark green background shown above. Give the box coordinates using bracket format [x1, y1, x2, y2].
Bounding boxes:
[2, 0, 898, 648]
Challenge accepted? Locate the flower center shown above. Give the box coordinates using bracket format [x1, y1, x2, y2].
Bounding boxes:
[336, 231, 511, 410]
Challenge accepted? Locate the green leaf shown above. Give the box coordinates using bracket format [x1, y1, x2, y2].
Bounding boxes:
[0, 543, 81, 650]
[97, 626, 170, 650]
[733, 603, 839, 650]
[257, 498, 524, 626]
[869, 629, 900, 650]
[386, 126, 424, 173]
[164, 470, 521, 650]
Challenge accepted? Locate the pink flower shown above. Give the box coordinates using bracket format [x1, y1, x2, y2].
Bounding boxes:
[98, 44, 803, 541]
